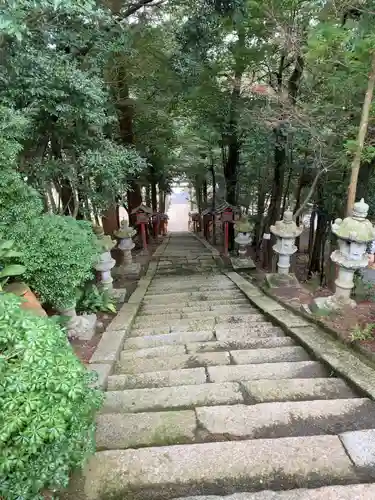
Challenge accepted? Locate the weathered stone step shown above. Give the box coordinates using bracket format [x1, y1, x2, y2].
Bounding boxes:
[96, 410, 196, 450]
[124, 331, 215, 350]
[186, 337, 295, 353]
[230, 346, 310, 364]
[102, 382, 243, 412]
[173, 484, 375, 499]
[141, 299, 250, 314]
[242, 378, 358, 403]
[129, 319, 217, 337]
[144, 290, 245, 304]
[133, 309, 257, 326]
[84, 436, 359, 500]
[196, 398, 375, 440]
[108, 367, 207, 390]
[146, 283, 236, 293]
[117, 351, 230, 374]
[208, 361, 327, 383]
[215, 324, 285, 339]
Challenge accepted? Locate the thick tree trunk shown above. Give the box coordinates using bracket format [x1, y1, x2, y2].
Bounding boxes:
[159, 188, 166, 213]
[210, 158, 217, 246]
[127, 182, 142, 226]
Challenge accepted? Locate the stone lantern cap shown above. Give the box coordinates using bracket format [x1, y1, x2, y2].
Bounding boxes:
[270, 210, 303, 239]
[114, 220, 136, 239]
[92, 225, 116, 251]
[235, 217, 254, 234]
[332, 198, 375, 243]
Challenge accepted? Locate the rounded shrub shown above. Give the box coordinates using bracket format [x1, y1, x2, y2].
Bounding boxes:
[11, 214, 100, 310]
[0, 292, 103, 499]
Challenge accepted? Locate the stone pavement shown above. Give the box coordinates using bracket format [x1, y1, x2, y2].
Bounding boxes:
[85, 233, 375, 499]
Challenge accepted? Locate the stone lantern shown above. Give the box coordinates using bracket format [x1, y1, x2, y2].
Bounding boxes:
[271, 210, 303, 275]
[312, 198, 375, 312]
[93, 226, 116, 292]
[231, 217, 255, 270]
[114, 220, 140, 277]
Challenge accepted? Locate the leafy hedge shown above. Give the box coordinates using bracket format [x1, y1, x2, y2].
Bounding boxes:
[9, 214, 100, 310]
[0, 292, 103, 499]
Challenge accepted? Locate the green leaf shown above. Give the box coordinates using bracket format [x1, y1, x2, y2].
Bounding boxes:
[0, 264, 26, 278]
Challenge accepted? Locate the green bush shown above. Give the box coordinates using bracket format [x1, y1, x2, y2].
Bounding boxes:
[0, 292, 103, 499]
[10, 214, 100, 310]
[0, 168, 43, 228]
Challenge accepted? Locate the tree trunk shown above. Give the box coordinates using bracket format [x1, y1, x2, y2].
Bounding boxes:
[151, 180, 157, 212]
[127, 182, 142, 226]
[210, 157, 217, 246]
[145, 185, 151, 207]
[346, 53, 375, 215]
[159, 188, 166, 213]
[263, 125, 287, 269]
[203, 179, 208, 206]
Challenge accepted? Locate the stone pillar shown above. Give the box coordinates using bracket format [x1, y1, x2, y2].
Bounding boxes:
[311, 198, 375, 312]
[231, 217, 256, 270]
[93, 226, 116, 292]
[265, 210, 303, 288]
[114, 220, 140, 277]
[271, 210, 303, 275]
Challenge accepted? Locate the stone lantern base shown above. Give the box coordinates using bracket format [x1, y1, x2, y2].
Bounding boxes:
[59, 305, 97, 341]
[265, 273, 300, 289]
[230, 256, 256, 270]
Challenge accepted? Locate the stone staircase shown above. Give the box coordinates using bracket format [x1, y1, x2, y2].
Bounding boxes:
[85, 233, 375, 499]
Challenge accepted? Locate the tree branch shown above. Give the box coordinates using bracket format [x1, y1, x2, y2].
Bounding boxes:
[294, 166, 327, 220]
[122, 0, 165, 18]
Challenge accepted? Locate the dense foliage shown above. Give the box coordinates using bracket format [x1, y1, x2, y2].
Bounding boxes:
[12, 215, 100, 309]
[0, 292, 103, 499]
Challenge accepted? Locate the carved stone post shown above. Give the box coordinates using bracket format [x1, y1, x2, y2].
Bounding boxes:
[231, 217, 255, 270]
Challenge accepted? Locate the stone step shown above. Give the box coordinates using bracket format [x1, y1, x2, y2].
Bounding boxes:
[124, 331, 215, 350]
[215, 324, 285, 339]
[133, 318, 217, 333]
[108, 367, 207, 390]
[215, 314, 268, 326]
[120, 344, 187, 359]
[144, 290, 245, 304]
[84, 436, 359, 499]
[102, 382, 243, 413]
[96, 410, 197, 450]
[173, 484, 375, 499]
[196, 398, 375, 440]
[141, 299, 250, 314]
[146, 282, 235, 292]
[208, 361, 327, 383]
[186, 337, 295, 353]
[117, 351, 230, 374]
[181, 306, 258, 319]
[134, 308, 256, 325]
[230, 346, 310, 365]
[242, 378, 358, 403]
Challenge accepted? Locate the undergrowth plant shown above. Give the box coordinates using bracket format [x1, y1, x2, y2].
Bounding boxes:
[0, 292, 103, 499]
[76, 284, 117, 314]
[350, 323, 375, 342]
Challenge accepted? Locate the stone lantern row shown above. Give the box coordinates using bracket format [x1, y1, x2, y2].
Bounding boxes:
[228, 198, 375, 313]
[63, 219, 140, 340]
[270, 199, 375, 313]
